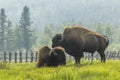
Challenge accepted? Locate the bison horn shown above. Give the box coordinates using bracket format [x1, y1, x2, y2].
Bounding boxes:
[53, 51, 58, 56]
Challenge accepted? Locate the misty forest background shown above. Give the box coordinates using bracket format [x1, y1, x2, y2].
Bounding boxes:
[0, 1, 120, 52]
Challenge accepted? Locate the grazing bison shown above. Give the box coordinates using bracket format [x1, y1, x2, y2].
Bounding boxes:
[37, 46, 51, 67]
[52, 26, 109, 64]
[37, 46, 66, 67]
[48, 46, 66, 66]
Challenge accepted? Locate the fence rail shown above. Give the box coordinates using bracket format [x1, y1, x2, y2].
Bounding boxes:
[83, 51, 120, 60]
[0, 51, 120, 63]
[0, 51, 38, 63]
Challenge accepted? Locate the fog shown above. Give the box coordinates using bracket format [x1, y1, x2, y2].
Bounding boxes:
[0, 0, 120, 29]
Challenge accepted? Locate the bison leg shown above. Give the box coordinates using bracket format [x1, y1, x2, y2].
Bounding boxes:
[99, 52, 106, 63]
[102, 53, 106, 62]
[74, 52, 83, 64]
[37, 62, 43, 68]
[74, 56, 80, 64]
[74, 56, 81, 64]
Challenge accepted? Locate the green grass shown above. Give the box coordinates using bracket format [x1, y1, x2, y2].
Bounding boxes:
[0, 60, 120, 80]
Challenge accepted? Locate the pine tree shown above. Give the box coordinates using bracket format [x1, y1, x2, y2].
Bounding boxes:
[0, 8, 7, 51]
[95, 23, 104, 34]
[105, 24, 113, 44]
[13, 24, 23, 51]
[20, 6, 34, 52]
[6, 20, 14, 51]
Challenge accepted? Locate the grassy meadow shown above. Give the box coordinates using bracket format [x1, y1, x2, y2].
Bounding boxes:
[0, 60, 120, 80]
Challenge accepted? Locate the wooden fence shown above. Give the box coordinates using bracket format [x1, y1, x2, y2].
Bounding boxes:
[84, 51, 120, 60]
[0, 51, 120, 63]
[0, 51, 38, 63]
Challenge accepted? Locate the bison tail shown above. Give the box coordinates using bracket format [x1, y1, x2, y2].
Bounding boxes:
[105, 36, 109, 47]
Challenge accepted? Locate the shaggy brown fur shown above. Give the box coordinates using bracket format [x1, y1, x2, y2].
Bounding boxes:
[48, 46, 66, 66]
[37, 46, 66, 67]
[37, 46, 51, 67]
[52, 26, 109, 64]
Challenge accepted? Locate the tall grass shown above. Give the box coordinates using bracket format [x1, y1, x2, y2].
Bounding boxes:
[0, 60, 120, 80]
[0, 62, 9, 69]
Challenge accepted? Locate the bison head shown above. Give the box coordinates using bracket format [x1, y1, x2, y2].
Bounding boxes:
[52, 33, 64, 48]
[49, 47, 66, 66]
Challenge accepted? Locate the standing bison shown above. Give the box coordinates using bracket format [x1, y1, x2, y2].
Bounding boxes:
[52, 26, 109, 64]
[37, 46, 66, 67]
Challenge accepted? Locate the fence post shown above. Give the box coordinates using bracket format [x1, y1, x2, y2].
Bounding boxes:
[118, 51, 120, 60]
[19, 51, 22, 63]
[15, 52, 17, 63]
[25, 51, 28, 62]
[116, 51, 119, 60]
[84, 52, 86, 60]
[113, 51, 116, 60]
[108, 51, 112, 59]
[31, 51, 33, 62]
[105, 51, 108, 60]
[112, 51, 114, 60]
[88, 53, 91, 61]
[9, 52, 12, 62]
[96, 53, 99, 60]
[4, 52, 7, 62]
[119, 51, 120, 60]
[35, 51, 38, 62]
[111, 51, 113, 60]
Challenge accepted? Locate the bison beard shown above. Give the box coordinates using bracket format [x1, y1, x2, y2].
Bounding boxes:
[52, 26, 109, 64]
